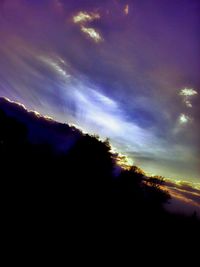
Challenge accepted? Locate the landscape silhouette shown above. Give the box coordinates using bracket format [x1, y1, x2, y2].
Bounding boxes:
[0, 97, 199, 242]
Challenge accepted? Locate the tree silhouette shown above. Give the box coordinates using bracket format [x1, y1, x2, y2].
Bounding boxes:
[0, 99, 199, 238]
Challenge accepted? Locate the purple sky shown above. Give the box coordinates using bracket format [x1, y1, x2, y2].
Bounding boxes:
[0, 0, 199, 182]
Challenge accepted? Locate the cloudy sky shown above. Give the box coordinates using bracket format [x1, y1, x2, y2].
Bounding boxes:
[0, 0, 199, 182]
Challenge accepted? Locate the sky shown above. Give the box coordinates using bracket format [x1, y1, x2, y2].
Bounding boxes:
[0, 0, 199, 183]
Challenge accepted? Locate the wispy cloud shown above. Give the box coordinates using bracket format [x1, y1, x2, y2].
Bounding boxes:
[39, 56, 71, 80]
[164, 179, 200, 217]
[179, 113, 191, 124]
[81, 26, 103, 43]
[179, 88, 198, 108]
[180, 88, 198, 97]
[72, 10, 102, 43]
[124, 4, 129, 15]
[73, 11, 100, 24]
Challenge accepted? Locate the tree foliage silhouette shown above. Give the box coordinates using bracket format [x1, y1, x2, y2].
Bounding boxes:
[0, 100, 199, 238]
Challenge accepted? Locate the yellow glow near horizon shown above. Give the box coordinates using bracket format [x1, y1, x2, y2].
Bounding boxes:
[116, 153, 134, 169]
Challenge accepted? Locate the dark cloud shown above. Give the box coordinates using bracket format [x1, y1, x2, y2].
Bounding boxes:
[164, 179, 200, 217]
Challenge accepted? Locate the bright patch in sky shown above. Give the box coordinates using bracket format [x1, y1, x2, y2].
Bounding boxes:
[124, 4, 129, 15]
[81, 26, 103, 43]
[40, 56, 70, 79]
[73, 11, 100, 24]
[180, 88, 198, 96]
[179, 88, 198, 108]
[179, 113, 189, 124]
[185, 100, 192, 108]
[72, 10, 102, 43]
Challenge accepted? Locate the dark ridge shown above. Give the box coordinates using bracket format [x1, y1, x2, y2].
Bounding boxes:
[0, 97, 199, 243]
[0, 97, 82, 152]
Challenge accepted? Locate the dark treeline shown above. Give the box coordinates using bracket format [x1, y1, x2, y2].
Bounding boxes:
[0, 98, 199, 242]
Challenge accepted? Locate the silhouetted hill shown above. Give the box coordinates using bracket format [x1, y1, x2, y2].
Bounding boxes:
[0, 97, 199, 242]
[0, 97, 82, 152]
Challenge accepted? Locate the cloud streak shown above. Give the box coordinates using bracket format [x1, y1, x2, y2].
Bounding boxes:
[164, 179, 200, 217]
[80, 26, 103, 43]
[73, 11, 100, 24]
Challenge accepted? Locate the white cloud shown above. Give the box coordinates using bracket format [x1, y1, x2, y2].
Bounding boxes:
[39, 56, 71, 80]
[185, 100, 192, 108]
[179, 113, 190, 124]
[72, 11, 103, 43]
[179, 88, 198, 96]
[73, 11, 100, 24]
[179, 88, 198, 108]
[81, 26, 103, 43]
